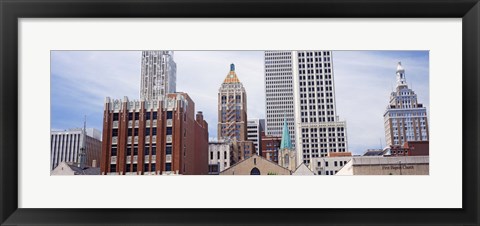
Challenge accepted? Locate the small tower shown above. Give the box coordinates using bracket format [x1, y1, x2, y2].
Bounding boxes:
[396, 62, 407, 87]
[278, 114, 296, 171]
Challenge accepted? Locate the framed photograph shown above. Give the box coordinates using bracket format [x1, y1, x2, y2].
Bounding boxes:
[1, 0, 479, 225]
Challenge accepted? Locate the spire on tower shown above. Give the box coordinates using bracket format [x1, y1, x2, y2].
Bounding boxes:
[396, 61, 407, 87]
[280, 113, 292, 149]
[230, 63, 235, 71]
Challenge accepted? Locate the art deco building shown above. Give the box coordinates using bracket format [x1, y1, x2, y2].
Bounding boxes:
[217, 63, 248, 142]
[140, 51, 177, 101]
[265, 51, 348, 166]
[264, 51, 296, 147]
[384, 62, 429, 146]
[100, 93, 209, 175]
[50, 128, 102, 170]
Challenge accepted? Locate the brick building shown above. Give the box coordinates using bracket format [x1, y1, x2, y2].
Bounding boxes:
[100, 93, 209, 175]
[260, 132, 281, 162]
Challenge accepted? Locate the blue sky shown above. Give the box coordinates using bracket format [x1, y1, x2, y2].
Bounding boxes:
[51, 50, 429, 155]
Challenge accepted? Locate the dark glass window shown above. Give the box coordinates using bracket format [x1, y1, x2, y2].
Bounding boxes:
[145, 128, 150, 136]
[167, 111, 173, 119]
[128, 129, 132, 136]
[146, 112, 151, 120]
[134, 112, 139, 120]
[166, 146, 172, 155]
[126, 164, 131, 172]
[110, 164, 116, 172]
[144, 164, 149, 172]
[113, 113, 119, 121]
[134, 148, 138, 155]
[152, 112, 157, 120]
[134, 128, 139, 136]
[151, 164, 156, 172]
[144, 146, 150, 155]
[151, 146, 156, 155]
[152, 128, 157, 135]
[112, 129, 118, 136]
[165, 163, 171, 171]
[111, 148, 117, 156]
[128, 113, 133, 120]
[133, 164, 137, 172]
[127, 148, 132, 156]
[166, 127, 172, 135]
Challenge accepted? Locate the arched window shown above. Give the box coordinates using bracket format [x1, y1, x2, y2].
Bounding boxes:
[250, 167, 260, 175]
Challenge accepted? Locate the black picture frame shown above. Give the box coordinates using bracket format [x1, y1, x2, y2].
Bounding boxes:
[1, 0, 479, 225]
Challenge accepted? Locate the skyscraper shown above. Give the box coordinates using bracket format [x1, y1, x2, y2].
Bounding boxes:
[217, 63, 248, 142]
[264, 51, 296, 147]
[293, 51, 348, 165]
[140, 51, 177, 101]
[247, 118, 264, 155]
[265, 51, 348, 166]
[384, 62, 429, 146]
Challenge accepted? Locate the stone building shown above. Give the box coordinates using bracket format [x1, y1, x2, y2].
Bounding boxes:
[220, 154, 291, 175]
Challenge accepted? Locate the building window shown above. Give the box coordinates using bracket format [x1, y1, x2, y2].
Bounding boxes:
[210, 151, 213, 160]
[151, 164, 156, 172]
[111, 148, 117, 156]
[152, 112, 158, 120]
[126, 164, 131, 172]
[113, 113, 119, 121]
[166, 146, 172, 155]
[165, 163, 172, 171]
[110, 164, 116, 172]
[325, 161, 329, 167]
[166, 127, 172, 135]
[167, 111, 173, 119]
[112, 129, 118, 136]
[146, 112, 151, 120]
[144, 146, 150, 155]
[133, 164, 137, 172]
[151, 146, 156, 155]
[145, 128, 150, 136]
[144, 164, 149, 172]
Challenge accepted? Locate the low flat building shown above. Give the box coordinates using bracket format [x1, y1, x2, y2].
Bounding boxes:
[310, 152, 353, 175]
[219, 154, 291, 175]
[336, 156, 429, 175]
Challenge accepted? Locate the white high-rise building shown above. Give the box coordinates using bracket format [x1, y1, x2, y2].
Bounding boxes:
[292, 51, 348, 165]
[247, 119, 264, 155]
[384, 62, 429, 146]
[140, 51, 177, 101]
[50, 128, 102, 170]
[265, 51, 348, 166]
[264, 51, 296, 147]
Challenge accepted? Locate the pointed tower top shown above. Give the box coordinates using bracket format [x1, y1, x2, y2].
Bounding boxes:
[280, 114, 292, 149]
[396, 61, 407, 87]
[396, 62, 405, 72]
[223, 63, 241, 83]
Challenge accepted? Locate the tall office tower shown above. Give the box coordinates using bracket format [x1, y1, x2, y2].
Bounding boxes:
[293, 51, 348, 166]
[384, 62, 429, 146]
[100, 93, 209, 175]
[217, 63, 248, 142]
[140, 51, 177, 101]
[266, 51, 348, 166]
[50, 128, 102, 170]
[264, 51, 296, 148]
[247, 118, 264, 155]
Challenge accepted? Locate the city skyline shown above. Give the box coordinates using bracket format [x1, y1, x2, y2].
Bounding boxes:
[51, 50, 429, 155]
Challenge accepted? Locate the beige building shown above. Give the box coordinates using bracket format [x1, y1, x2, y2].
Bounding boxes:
[220, 154, 291, 175]
[336, 156, 429, 175]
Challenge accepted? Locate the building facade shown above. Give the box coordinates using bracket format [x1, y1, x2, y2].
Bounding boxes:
[220, 154, 291, 175]
[100, 93, 209, 175]
[50, 128, 102, 170]
[384, 62, 429, 146]
[264, 51, 296, 147]
[311, 152, 353, 175]
[292, 51, 348, 166]
[265, 51, 348, 167]
[217, 63, 248, 142]
[140, 51, 177, 101]
[208, 141, 232, 174]
[336, 156, 429, 175]
[247, 118, 264, 155]
[260, 132, 281, 162]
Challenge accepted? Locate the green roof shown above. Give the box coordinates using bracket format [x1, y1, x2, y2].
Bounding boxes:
[280, 115, 292, 149]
